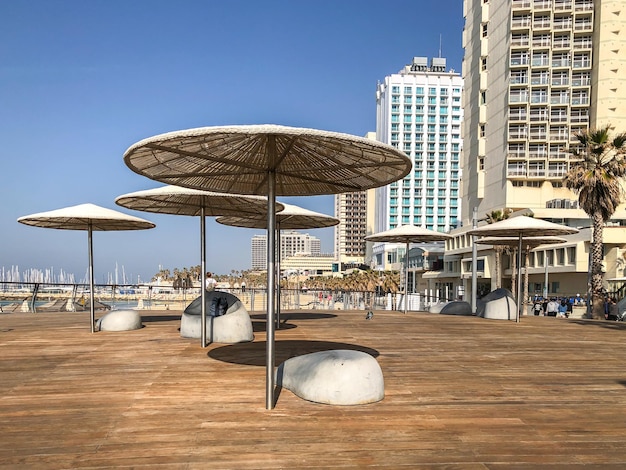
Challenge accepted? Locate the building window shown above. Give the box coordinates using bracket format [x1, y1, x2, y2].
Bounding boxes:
[481, 22, 488, 37]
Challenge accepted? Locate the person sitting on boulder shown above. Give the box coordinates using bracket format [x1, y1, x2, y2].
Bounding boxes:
[205, 272, 217, 291]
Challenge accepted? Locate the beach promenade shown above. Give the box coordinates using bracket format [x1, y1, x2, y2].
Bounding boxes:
[1, 308, 626, 468]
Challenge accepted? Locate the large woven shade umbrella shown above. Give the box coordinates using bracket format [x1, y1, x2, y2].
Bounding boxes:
[468, 216, 578, 322]
[123, 124, 412, 410]
[17, 203, 155, 332]
[365, 225, 451, 314]
[477, 236, 567, 316]
[216, 202, 339, 328]
[115, 185, 283, 347]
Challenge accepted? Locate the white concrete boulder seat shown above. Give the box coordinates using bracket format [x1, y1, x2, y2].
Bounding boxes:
[434, 300, 473, 316]
[276, 349, 384, 405]
[180, 291, 253, 343]
[96, 309, 143, 331]
[477, 288, 517, 321]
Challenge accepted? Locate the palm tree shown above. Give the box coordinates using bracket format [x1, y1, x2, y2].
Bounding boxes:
[563, 125, 626, 319]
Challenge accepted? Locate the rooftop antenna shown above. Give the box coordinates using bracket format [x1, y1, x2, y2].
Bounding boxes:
[439, 34, 442, 58]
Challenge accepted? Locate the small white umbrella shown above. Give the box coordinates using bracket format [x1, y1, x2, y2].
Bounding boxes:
[17, 203, 155, 332]
[468, 216, 578, 322]
[123, 124, 411, 410]
[365, 225, 451, 314]
[477, 236, 567, 307]
[115, 185, 283, 347]
[216, 202, 339, 328]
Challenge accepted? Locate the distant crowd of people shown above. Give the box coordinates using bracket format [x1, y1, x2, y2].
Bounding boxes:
[532, 294, 585, 318]
[532, 293, 622, 320]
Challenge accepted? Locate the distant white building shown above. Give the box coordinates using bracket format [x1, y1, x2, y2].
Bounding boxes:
[334, 132, 379, 269]
[251, 231, 322, 270]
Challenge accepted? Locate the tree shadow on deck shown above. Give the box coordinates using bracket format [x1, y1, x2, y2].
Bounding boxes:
[208, 339, 379, 366]
[568, 319, 626, 330]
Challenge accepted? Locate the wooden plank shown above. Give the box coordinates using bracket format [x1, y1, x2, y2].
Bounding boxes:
[1, 310, 626, 468]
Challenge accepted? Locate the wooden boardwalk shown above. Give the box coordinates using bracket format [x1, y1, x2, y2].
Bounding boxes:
[1, 308, 626, 469]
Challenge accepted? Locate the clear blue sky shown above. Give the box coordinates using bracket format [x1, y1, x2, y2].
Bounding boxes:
[0, 0, 464, 283]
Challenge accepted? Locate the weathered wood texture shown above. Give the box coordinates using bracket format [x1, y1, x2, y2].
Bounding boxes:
[1, 309, 626, 469]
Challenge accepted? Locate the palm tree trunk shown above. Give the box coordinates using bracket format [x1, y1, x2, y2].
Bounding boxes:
[511, 248, 517, 294]
[494, 247, 502, 289]
[591, 212, 605, 319]
[524, 247, 530, 310]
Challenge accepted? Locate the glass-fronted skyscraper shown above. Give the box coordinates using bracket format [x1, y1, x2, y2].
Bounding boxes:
[375, 56, 464, 233]
[373, 57, 463, 269]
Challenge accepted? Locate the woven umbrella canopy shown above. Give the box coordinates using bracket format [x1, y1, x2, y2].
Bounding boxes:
[115, 185, 283, 347]
[477, 236, 567, 311]
[123, 124, 412, 410]
[17, 203, 155, 332]
[216, 202, 339, 328]
[365, 225, 451, 314]
[468, 216, 578, 322]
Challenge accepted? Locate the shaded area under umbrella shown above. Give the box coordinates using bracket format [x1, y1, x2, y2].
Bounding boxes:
[114, 185, 283, 347]
[477, 236, 567, 307]
[365, 225, 451, 314]
[17, 203, 155, 332]
[216, 202, 339, 329]
[468, 216, 578, 322]
[123, 124, 411, 410]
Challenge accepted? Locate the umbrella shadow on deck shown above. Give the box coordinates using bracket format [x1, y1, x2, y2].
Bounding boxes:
[208, 339, 379, 366]
[250, 312, 337, 321]
[252, 321, 297, 333]
[141, 314, 182, 323]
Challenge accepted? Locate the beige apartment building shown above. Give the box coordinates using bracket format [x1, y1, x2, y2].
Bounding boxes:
[430, 0, 626, 303]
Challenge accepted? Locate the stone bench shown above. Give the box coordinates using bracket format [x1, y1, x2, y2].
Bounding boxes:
[431, 300, 473, 316]
[180, 291, 253, 343]
[96, 309, 143, 331]
[276, 349, 384, 405]
[477, 288, 517, 321]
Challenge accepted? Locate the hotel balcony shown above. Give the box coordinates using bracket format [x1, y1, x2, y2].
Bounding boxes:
[507, 168, 527, 178]
[547, 169, 568, 178]
[574, 1, 593, 12]
[549, 150, 568, 160]
[512, 0, 531, 10]
[511, 19, 531, 30]
[554, 0, 573, 11]
[571, 97, 590, 106]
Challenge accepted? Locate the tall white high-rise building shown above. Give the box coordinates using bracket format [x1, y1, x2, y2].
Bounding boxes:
[372, 57, 463, 269]
[432, 0, 626, 301]
[461, 0, 626, 225]
[250, 231, 322, 271]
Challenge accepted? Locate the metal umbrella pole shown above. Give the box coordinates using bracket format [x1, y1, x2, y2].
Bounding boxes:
[266, 171, 276, 410]
[403, 240, 410, 314]
[88, 223, 96, 333]
[516, 234, 523, 323]
[200, 204, 207, 348]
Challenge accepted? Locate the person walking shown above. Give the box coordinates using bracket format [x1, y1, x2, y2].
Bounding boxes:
[546, 298, 559, 317]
